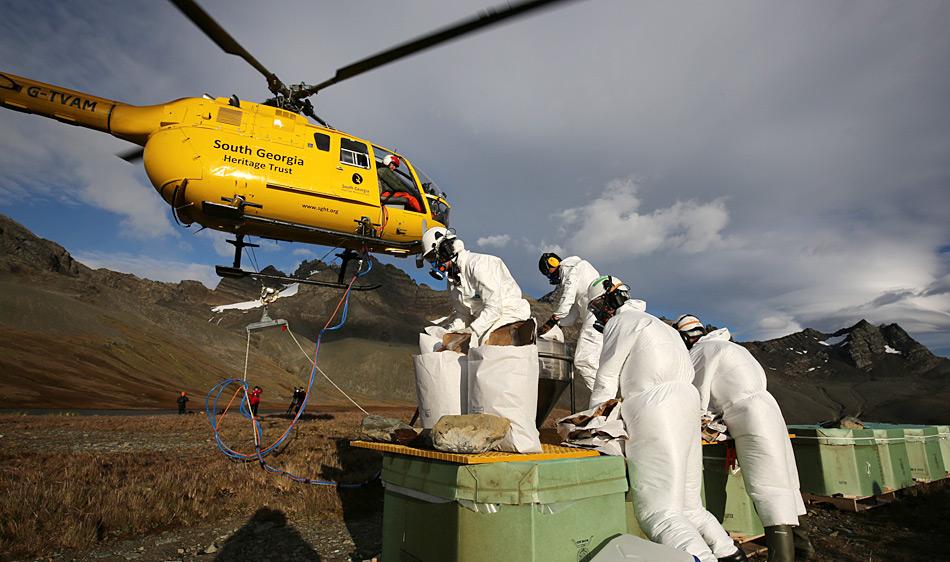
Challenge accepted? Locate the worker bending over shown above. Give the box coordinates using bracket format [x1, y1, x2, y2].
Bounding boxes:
[675, 315, 813, 562]
[587, 277, 745, 562]
[421, 227, 531, 345]
[537, 253, 603, 391]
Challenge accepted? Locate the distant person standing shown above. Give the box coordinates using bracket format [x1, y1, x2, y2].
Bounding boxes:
[286, 387, 300, 415]
[294, 387, 306, 414]
[177, 391, 189, 415]
[249, 386, 263, 417]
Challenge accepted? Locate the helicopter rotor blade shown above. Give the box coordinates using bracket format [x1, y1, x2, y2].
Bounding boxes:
[300, 0, 579, 97]
[117, 147, 145, 163]
[169, 0, 284, 92]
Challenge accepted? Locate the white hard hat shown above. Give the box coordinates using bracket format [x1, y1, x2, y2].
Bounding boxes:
[587, 275, 629, 304]
[675, 314, 706, 338]
[421, 227, 451, 259]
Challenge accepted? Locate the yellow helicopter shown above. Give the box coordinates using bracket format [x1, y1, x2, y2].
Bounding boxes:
[0, 0, 574, 289]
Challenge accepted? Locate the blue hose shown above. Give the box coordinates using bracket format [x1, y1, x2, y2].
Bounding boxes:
[204, 258, 376, 487]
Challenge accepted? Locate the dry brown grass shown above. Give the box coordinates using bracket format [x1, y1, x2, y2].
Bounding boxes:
[0, 408, 412, 560]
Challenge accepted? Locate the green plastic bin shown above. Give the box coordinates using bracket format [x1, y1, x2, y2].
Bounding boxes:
[381, 454, 629, 562]
[700, 442, 765, 540]
[788, 425, 886, 497]
[903, 427, 946, 482]
[869, 428, 915, 491]
[865, 424, 946, 483]
[936, 425, 950, 479]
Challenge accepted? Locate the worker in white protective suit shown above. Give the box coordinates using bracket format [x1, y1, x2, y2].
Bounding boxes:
[421, 227, 531, 345]
[675, 315, 814, 562]
[587, 277, 746, 562]
[537, 253, 603, 392]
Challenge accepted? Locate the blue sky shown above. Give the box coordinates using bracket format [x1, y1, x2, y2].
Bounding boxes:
[1, 0, 948, 354]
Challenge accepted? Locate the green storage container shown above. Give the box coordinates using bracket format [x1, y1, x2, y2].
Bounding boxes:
[700, 442, 765, 540]
[903, 427, 946, 482]
[623, 489, 648, 540]
[788, 425, 886, 497]
[381, 454, 629, 562]
[936, 425, 950, 479]
[870, 428, 915, 492]
[864, 423, 946, 483]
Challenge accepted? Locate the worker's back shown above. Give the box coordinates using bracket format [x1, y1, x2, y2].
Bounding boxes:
[553, 256, 601, 323]
[690, 328, 767, 413]
[452, 249, 530, 323]
[607, 300, 694, 396]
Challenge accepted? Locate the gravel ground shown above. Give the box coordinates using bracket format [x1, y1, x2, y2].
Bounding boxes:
[6, 413, 950, 562]
[39, 507, 381, 562]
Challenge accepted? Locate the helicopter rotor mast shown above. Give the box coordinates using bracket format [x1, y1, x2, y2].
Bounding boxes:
[170, 0, 578, 122]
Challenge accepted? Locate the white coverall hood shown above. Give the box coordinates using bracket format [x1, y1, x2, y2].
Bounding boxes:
[550, 256, 604, 392]
[690, 329, 806, 526]
[443, 249, 531, 343]
[590, 301, 737, 562]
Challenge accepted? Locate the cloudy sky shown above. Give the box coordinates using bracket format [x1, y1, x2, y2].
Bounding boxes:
[1, 0, 948, 354]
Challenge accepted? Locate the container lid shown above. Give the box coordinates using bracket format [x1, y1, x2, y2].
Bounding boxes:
[382, 454, 629, 505]
[786, 426, 877, 445]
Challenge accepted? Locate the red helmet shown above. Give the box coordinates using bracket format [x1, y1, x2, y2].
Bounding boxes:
[382, 154, 401, 168]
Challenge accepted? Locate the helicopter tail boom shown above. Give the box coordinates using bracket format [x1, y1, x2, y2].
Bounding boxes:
[0, 72, 167, 145]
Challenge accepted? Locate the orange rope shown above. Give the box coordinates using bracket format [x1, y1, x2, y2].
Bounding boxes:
[212, 265, 361, 458]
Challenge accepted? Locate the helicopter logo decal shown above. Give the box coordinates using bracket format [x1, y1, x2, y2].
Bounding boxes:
[352, 173, 363, 185]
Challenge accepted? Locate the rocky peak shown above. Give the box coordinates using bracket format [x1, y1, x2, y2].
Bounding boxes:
[0, 214, 87, 277]
[744, 318, 946, 377]
[880, 322, 942, 372]
[839, 319, 890, 370]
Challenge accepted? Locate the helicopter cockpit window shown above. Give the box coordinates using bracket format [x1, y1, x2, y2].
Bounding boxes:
[427, 197, 450, 226]
[373, 146, 425, 214]
[340, 138, 370, 168]
[313, 132, 330, 152]
[415, 168, 445, 199]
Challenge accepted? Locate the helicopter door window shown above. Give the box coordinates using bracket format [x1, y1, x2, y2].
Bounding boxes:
[312, 132, 330, 152]
[373, 147, 424, 213]
[340, 138, 370, 168]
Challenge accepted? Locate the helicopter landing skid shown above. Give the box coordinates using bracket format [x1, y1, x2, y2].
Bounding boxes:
[214, 266, 381, 291]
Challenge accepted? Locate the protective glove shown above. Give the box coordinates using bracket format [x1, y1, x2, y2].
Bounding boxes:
[538, 316, 559, 336]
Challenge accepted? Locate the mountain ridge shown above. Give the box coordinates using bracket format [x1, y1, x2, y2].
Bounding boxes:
[0, 213, 946, 423]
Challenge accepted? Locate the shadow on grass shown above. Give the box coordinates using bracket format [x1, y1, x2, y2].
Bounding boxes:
[215, 507, 320, 561]
[321, 438, 384, 561]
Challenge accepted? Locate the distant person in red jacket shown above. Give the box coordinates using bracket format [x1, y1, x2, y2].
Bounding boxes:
[248, 386, 262, 417]
[177, 391, 189, 415]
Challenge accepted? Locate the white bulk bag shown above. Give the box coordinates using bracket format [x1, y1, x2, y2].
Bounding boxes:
[412, 351, 467, 429]
[419, 325, 448, 354]
[467, 344, 542, 453]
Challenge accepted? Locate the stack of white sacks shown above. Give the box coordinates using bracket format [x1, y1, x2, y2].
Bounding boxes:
[414, 324, 542, 453]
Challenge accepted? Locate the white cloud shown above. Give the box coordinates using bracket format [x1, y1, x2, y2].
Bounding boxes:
[757, 314, 804, 340]
[293, 248, 316, 257]
[0, 117, 176, 240]
[553, 178, 731, 262]
[74, 251, 219, 289]
[205, 230, 237, 258]
[476, 234, 511, 248]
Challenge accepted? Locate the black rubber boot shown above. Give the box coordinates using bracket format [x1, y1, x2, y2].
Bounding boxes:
[794, 516, 816, 560]
[765, 525, 795, 562]
[717, 546, 748, 562]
